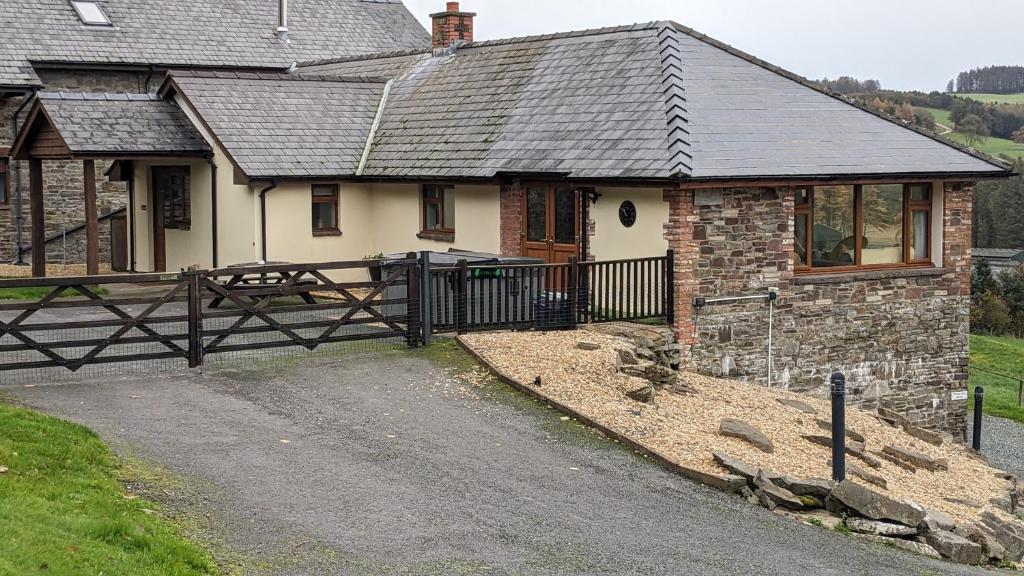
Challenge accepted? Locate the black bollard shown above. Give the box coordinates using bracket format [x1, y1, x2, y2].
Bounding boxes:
[831, 371, 846, 483]
[973, 386, 984, 452]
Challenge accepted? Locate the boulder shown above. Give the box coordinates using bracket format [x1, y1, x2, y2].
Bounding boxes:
[882, 445, 948, 472]
[754, 471, 807, 510]
[902, 423, 946, 447]
[846, 517, 919, 537]
[775, 476, 835, 500]
[923, 530, 984, 565]
[775, 398, 818, 414]
[956, 523, 1007, 562]
[575, 341, 602, 351]
[854, 534, 941, 559]
[712, 451, 759, 483]
[980, 511, 1024, 562]
[815, 419, 865, 443]
[920, 507, 955, 533]
[829, 480, 926, 528]
[614, 345, 639, 366]
[626, 384, 656, 404]
[847, 464, 887, 490]
[720, 419, 774, 453]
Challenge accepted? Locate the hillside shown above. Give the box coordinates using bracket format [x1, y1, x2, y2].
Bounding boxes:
[918, 107, 1024, 160]
[960, 93, 1024, 105]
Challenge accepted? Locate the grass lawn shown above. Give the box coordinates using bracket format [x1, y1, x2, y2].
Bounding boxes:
[917, 106, 1024, 160]
[957, 93, 1024, 105]
[0, 402, 217, 576]
[0, 286, 109, 301]
[969, 334, 1024, 423]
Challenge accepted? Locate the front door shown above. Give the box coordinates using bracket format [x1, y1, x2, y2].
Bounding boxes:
[150, 166, 187, 272]
[522, 184, 579, 263]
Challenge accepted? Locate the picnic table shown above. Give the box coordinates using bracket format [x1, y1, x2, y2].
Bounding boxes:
[208, 261, 319, 309]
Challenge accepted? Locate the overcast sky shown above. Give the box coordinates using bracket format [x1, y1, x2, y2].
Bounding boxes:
[402, 0, 1021, 92]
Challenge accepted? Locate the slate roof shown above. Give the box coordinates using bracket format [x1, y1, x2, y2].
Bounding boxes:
[297, 21, 1009, 181]
[164, 71, 387, 178]
[30, 92, 210, 156]
[0, 0, 429, 88]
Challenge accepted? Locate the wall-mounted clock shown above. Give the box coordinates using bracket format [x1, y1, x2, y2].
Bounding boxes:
[619, 200, 637, 228]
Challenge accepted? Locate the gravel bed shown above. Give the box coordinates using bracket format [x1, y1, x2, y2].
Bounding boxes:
[971, 415, 1024, 478]
[462, 330, 1016, 529]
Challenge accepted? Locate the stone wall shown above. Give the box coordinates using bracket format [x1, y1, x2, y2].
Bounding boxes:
[666, 186, 972, 436]
[1, 69, 154, 265]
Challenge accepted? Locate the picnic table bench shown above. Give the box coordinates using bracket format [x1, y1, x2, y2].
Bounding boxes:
[208, 262, 319, 309]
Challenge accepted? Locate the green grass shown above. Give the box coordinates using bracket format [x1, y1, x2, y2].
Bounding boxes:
[916, 107, 1024, 160]
[957, 93, 1024, 105]
[0, 402, 217, 576]
[969, 334, 1024, 423]
[0, 286, 108, 301]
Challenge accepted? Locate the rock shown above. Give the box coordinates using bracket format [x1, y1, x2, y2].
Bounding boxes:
[990, 494, 1014, 514]
[720, 419, 774, 453]
[575, 341, 601, 351]
[626, 384, 656, 404]
[712, 451, 759, 483]
[635, 347, 657, 361]
[980, 511, 1024, 562]
[846, 517, 919, 537]
[815, 419, 865, 443]
[854, 534, 941, 559]
[803, 435, 879, 467]
[920, 507, 955, 533]
[847, 464, 887, 489]
[882, 445, 948, 472]
[614, 345, 639, 366]
[776, 398, 818, 414]
[754, 471, 806, 510]
[775, 476, 834, 500]
[757, 489, 778, 511]
[944, 497, 981, 508]
[830, 480, 926, 528]
[923, 530, 984, 565]
[793, 509, 844, 530]
[675, 464, 747, 494]
[956, 523, 1007, 562]
[902, 423, 946, 447]
[873, 449, 918, 473]
[739, 486, 760, 506]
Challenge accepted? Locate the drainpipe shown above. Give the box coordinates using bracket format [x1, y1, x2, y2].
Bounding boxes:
[276, 0, 289, 42]
[207, 157, 218, 267]
[258, 180, 277, 263]
[126, 161, 137, 271]
[143, 65, 155, 94]
[11, 89, 37, 265]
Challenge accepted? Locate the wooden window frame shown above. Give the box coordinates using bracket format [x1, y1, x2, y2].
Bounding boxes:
[311, 184, 341, 236]
[794, 183, 935, 275]
[418, 184, 455, 242]
[0, 157, 8, 206]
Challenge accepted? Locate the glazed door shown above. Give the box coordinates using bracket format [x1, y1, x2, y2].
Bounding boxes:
[522, 184, 579, 263]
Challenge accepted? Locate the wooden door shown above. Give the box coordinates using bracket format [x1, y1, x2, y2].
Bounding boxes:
[109, 214, 128, 272]
[150, 168, 172, 272]
[522, 184, 579, 263]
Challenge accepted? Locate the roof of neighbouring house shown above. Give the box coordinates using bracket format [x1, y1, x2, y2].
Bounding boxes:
[11, 92, 210, 158]
[974, 248, 1024, 261]
[0, 0, 429, 89]
[294, 21, 1010, 181]
[162, 70, 389, 178]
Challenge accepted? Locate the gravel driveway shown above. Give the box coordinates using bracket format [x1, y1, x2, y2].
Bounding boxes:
[3, 344, 996, 576]
[970, 415, 1024, 479]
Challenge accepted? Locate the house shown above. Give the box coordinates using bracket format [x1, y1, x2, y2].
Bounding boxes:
[0, 0, 430, 269]
[974, 248, 1024, 271]
[7, 3, 1016, 434]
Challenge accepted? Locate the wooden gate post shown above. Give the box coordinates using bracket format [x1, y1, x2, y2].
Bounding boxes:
[186, 271, 204, 368]
[568, 256, 579, 329]
[419, 251, 433, 345]
[405, 252, 421, 347]
[665, 249, 675, 325]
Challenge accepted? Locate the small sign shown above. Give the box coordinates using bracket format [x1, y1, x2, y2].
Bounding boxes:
[951, 390, 969, 401]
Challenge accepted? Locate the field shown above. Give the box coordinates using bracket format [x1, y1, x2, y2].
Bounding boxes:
[0, 402, 216, 575]
[957, 93, 1024, 105]
[917, 106, 1024, 160]
[969, 334, 1024, 423]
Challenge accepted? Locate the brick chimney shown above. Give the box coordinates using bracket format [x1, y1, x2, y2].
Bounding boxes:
[430, 2, 476, 48]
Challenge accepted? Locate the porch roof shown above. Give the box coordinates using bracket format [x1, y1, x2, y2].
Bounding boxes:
[11, 92, 211, 160]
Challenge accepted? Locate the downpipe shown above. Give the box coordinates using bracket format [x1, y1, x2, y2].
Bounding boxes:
[257, 180, 277, 263]
[692, 289, 779, 387]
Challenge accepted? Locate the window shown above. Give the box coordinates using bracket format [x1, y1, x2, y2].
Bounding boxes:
[421, 185, 455, 238]
[794, 183, 933, 273]
[152, 166, 190, 230]
[0, 158, 8, 206]
[312, 184, 339, 235]
[70, 1, 112, 25]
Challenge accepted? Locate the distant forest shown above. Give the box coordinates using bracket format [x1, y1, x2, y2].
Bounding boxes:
[815, 72, 1024, 250]
[954, 66, 1024, 94]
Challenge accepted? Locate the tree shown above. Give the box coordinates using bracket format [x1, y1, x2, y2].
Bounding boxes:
[1013, 126, 1024, 144]
[945, 79, 955, 94]
[895, 102, 914, 122]
[913, 109, 936, 131]
[972, 259, 1001, 298]
[956, 113, 991, 148]
[971, 291, 1011, 335]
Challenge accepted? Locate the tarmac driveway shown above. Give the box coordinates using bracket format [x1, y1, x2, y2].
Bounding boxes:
[3, 344, 994, 576]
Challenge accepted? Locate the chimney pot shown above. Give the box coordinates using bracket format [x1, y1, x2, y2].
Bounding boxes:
[430, 1, 476, 49]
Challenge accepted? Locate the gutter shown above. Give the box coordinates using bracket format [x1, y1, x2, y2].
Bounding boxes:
[10, 89, 37, 264]
[257, 180, 278, 263]
[356, 79, 393, 176]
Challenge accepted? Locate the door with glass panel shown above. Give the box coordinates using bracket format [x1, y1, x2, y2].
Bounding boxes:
[522, 184, 579, 263]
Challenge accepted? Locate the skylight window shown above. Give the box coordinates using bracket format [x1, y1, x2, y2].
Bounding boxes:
[70, 1, 111, 26]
